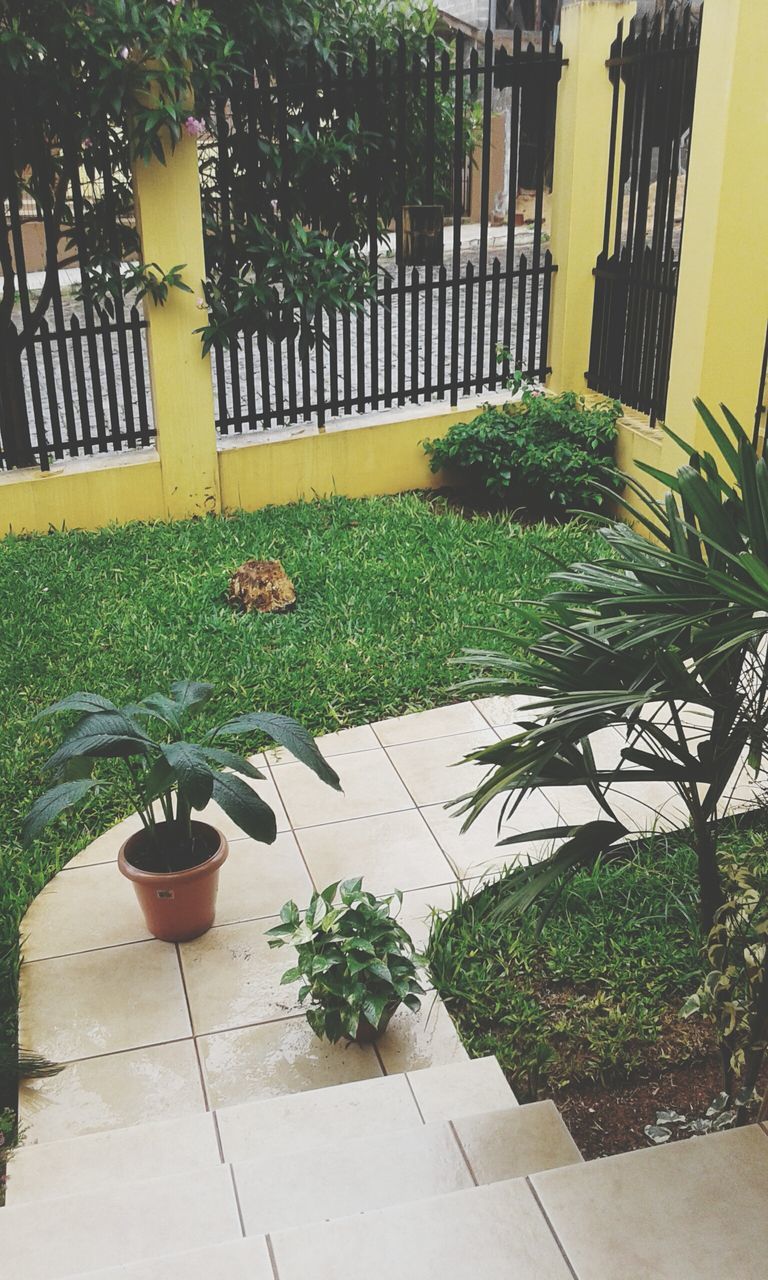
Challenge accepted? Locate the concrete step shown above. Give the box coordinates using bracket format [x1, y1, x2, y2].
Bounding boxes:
[231, 1101, 582, 1237]
[269, 1177, 574, 1280]
[0, 1165, 245, 1280]
[60, 1239, 274, 1280]
[6, 1055, 517, 1205]
[1, 1101, 583, 1280]
[0, 1055, 589, 1280]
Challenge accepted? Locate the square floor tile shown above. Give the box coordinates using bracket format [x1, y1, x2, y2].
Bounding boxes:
[474, 694, 535, 727]
[533, 1126, 768, 1280]
[234, 1121, 473, 1236]
[198, 1016, 383, 1108]
[20, 941, 191, 1062]
[266, 723, 379, 764]
[608, 782, 689, 834]
[406, 1055, 517, 1123]
[398, 883, 459, 951]
[198, 771, 289, 838]
[65, 813, 145, 869]
[179, 917, 299, 1035]
[420, 790, 558, 878]
[295, 809, 453, 897]
[21, 862, 151, 961]
[213, 832, 312, 926]
[372, 702, 486, 746]
[387, 729, 498, 807]
[272, 748, 414, 827]
[270, 1178, 573, 1280]
[18, 1039, 206, 1143]
[376, 993, 468, 1074]
[216, 1072, 421, 1164]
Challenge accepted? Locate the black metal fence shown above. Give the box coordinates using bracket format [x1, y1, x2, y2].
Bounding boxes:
[0, 129, 153, 472]
[587, 9, 700, 425]
[205, 29, 563, 436]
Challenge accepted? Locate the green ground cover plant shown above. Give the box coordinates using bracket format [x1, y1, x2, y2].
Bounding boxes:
[427, 818, 768, 1103]
[0, 494, 597, 1119]
[423, 390, 621, 514]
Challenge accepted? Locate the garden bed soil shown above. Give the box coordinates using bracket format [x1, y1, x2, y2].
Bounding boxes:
[545, 1055, 766, 1160]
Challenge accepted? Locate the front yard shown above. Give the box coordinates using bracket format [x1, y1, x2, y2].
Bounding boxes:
[0, 494, 597, 1114]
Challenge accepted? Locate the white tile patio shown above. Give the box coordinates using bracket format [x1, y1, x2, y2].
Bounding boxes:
[18, 697, 763, 1146]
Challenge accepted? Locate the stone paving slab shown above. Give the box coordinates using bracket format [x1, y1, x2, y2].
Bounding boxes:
[18, 698, 762, 1143]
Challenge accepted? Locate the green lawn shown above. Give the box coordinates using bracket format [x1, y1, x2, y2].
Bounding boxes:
[0, 494, 598, 1114]
[427, 819, 768, 1102]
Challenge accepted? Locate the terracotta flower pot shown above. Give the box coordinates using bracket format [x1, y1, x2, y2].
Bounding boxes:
[118, 821, 228, 943]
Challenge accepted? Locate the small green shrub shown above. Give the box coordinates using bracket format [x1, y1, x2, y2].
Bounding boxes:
[267, 878, 425, 1043]
[423, 390, 621, 513]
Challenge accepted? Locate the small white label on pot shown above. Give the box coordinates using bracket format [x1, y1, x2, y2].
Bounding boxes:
[156, 889, 175, 900]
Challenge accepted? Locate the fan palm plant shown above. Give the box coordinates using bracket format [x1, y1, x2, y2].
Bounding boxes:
[455, 401, 768, 1114]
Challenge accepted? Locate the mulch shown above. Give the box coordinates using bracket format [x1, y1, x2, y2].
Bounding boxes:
[546, 1055, 763, 1160]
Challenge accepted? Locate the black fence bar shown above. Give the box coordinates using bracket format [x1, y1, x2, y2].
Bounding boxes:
[586, 9, 700, 425]
[0, 117, 154, 471]
[206, 27, 563, 438]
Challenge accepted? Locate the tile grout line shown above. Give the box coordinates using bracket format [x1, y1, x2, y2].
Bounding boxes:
[228, 1162, 248, 1238]
[374, 749, 463, 886]
[211, 1108, 226, 1164]
[448, 1118, 479, 1186]
[265, 1233, 282, 1280]
[526, 1177, 582, 1280]
[402, 1071, 427, 1123]
[173, 942, 211, 1110]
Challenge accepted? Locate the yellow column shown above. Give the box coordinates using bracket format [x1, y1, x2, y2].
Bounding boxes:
[132, 134, 220, 519]
[547, 0, 636, 395]
[664, 0, 768, 450]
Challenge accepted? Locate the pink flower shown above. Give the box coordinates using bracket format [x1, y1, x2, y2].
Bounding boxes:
[184, 116, 205, 139]
[82, 136, 92, 149]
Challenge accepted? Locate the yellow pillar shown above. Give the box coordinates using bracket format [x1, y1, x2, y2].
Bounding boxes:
[547, 0, 636, 395]
[664, 0, 768, 451]
[132, 134, 220, 519]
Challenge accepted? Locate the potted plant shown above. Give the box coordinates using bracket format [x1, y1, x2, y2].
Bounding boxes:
[267, 878, 425, 1043]
[23, 680, 341, 943]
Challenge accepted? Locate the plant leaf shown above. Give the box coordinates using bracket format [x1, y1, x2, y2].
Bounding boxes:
[22, 779, 98, 845]
[210, 771, 277, 843]
[161, 742, 215, 810]
[215, 712, 341, 790]
[34, 692, 117, 721]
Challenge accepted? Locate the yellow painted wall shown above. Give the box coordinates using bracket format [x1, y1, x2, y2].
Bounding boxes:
[547, 1, 636, 397]
[0, 452, 165, 537]
[0, 400, 498, 536]
[664, 0, 768, 453]
[217, 407, 477, 513]
[132, 134, 221, 520]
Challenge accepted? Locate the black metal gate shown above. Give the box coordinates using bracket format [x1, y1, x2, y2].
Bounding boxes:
[204, 28, 564, 435]
[587, 9, 700, 425]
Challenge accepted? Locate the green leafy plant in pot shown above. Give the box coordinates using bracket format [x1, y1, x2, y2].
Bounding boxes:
[23, 680, 341, 943]
[268, 878, 425, 1043]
